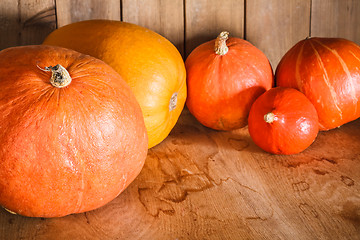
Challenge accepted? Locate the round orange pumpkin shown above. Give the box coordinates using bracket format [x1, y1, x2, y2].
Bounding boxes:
[0, 45, 148, 218]
[43, 20, 186, 148]
[185, 31, 273, 130]
[248, 87, 319, 155]
[276, 37, 360, 131]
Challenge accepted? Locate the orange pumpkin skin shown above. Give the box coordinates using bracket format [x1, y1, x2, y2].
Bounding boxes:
[276, 37, 360, 131]
[43, 20, 186, 149]
[185, 32, 273, 130]
[248, 87, 319, 155]
[0, 45, 148, 218]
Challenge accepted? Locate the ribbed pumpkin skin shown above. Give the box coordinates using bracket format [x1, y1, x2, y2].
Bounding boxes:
[0, 45, 148, 218]
[248, 87, 319, 155]
[185, 37, 273, 130]
[276, 37, 360, 130]
[43, 20, 186, 148]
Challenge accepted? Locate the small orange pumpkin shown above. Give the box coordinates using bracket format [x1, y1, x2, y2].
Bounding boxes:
[43, 20, 186, 148]
[248, 87, 319, 155]
[185, 31, 273, 130]
[0, 45, 148, 217]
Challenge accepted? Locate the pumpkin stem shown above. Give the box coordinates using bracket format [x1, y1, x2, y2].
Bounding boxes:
[215, 31, 229, 55]
[38, 64, 72, 88]
[264, 112, 275, 123]
[169, 92, 178, 111]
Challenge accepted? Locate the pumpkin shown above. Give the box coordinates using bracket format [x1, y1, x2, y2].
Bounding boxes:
[275, 37, 360, 130]
[0, 45, 148, 218]
[185, 31, 273, 130]
[248, 87, 319, 155]
[43, 20, 186, 148]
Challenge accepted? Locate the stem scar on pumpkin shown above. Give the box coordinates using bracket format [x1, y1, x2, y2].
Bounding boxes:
[37, 64, 72, 88]
[169, 92, 178, 111]
[264, 112, 276, 123]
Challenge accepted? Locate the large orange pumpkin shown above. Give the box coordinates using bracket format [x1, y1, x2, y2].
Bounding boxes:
[276, 37, 360, 130]
[185, 31, 273, 130]
[0, 45, 148, 218]
[43, 20, 186, 148]
[248, 87, 319, 155]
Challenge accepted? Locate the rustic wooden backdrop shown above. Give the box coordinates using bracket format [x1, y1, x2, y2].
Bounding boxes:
[0, 0, 359, 69]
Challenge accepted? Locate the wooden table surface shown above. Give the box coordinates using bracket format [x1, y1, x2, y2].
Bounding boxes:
[1, 108, 359, 240]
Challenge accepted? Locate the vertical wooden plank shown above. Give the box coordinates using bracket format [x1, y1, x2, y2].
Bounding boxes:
[311, 0, 360, 44]
[185, 0, 244, 56]
[20, 0, 56, 45]
[56, 0, 121, 27]
[246, 0, 311, 69]
[0, 0, 20, 49]
[0, 0, 56, 50]
[122, 0, 184, 57]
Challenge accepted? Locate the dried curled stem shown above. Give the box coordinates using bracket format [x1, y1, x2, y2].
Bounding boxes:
[38, 64, 72, 88]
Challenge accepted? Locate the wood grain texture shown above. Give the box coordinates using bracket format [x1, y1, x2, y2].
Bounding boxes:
[185, 0, 244, 56]
[311, 0, 360, 44]
[56, 0, 121, 27]
[122, 0, 184, 56]
[0, 0, 56, 50]
[1, 109, 359, 239]
[0, 0, 20, 50]
[20, 0, 56, 45]
[246, 0, 311, 69]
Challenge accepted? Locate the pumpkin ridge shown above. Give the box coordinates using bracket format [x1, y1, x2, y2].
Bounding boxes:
[349, 50, 360, 63]
[308, 40, 343, 120]
[56, 95, 87, 214]
[349, 41, 360, 52]
[32, 84, 55, 104]
[312, 39, 358, 116]
[44, 88, 57, 107]
[246, 57, 271, 85]
[18, 87, 56, 123]
[74, 156, 85, 213]
[228, 41, 272, 84]
[295, 40, 306, 92]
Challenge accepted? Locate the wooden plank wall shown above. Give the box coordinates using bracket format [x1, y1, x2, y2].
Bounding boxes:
[0, 0, 359, 69]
